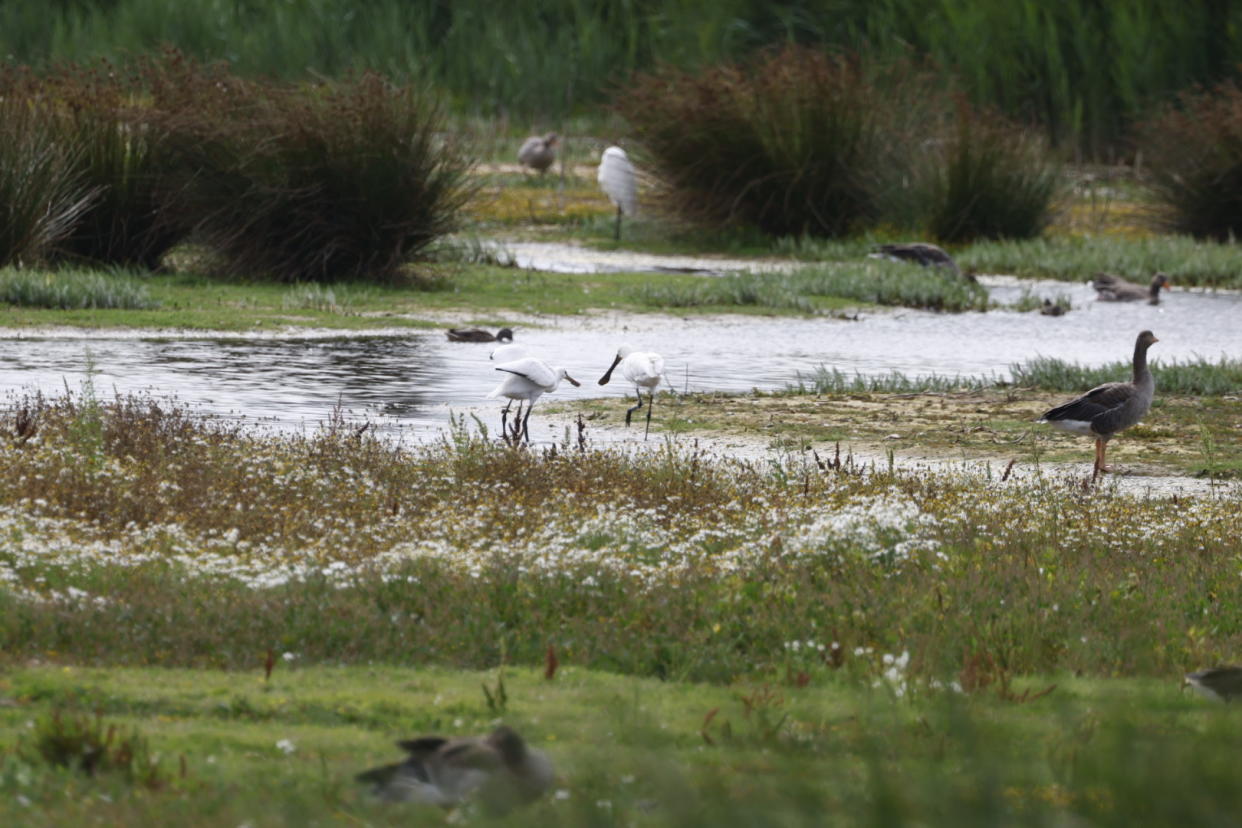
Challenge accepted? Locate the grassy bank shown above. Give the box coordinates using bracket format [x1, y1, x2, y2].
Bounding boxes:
[2, 664, 1241, 826]
[2, 393, 1240, 678]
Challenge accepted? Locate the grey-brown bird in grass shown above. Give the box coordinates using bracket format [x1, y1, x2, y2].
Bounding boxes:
[446, 327, 514, 343]
[1183, 667, 1242, 702]
[1093, 271, 1170, 304]
[1038, 330, 1157, 479]
[357, 725, 554, 814]
[518, 132, 559, 174]
[872, 242, 961, 275]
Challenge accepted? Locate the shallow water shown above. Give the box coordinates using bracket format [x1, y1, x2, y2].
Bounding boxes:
[1, 256, 1239, 445]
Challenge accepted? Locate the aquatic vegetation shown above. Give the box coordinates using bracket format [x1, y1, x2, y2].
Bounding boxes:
[0, 266, 157, 310]
[630, 261, 987, 313]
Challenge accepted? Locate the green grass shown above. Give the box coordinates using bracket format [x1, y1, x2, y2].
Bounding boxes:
[3, 666, 1242, 826]
[630, 261, 988, 313]
[0, 266, 157, 310]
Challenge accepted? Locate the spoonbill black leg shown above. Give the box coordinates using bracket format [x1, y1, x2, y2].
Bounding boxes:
[644, 390, 655, 439]
[625, 390, 644, 427]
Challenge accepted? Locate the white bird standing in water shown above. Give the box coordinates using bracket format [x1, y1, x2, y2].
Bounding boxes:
[488, 343, 530, 432]
[598, 344, 664, 439]
[489, 356, 579, 442]
[597, 146, 637, 241]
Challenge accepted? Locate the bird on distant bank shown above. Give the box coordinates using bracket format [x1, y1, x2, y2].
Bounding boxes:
[1038, 330, 1158, 479]
[489, 355, 580, 442]
[447, 327, 514, 343]
[1093, 272, 1170, 305]
[597, 146, 637, 241]
[357, 725, 554, 815]
[1040, 298, 1068, 316]
[1183, 667, 1242, 702]
[598, 344, 665, 439]
[871, 242, 963, 276]
[518, 132, 559, 175]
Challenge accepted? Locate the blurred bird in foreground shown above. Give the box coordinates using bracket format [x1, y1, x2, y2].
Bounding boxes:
[1183, 667, 1242, 702]
[357, 725, 554, 814]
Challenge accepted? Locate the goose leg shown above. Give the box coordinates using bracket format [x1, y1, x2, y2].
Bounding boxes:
[1098, 439, 1111, 474]
[644, 389, 654, 440]
[625, 390, 644, 427]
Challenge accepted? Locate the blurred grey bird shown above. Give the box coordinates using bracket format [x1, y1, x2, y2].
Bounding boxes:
[1183, 667, 1242, 702]
[447, 327, 514, 343]
[598, 146, 638, 241]
[357, 725, 554, 814]
[871, 242, 962, 276]
[1093, 271, 1170, 304]
[518, 132, 559, 174]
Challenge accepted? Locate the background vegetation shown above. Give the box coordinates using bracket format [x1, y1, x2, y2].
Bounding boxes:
[3, 0, 1239, 158]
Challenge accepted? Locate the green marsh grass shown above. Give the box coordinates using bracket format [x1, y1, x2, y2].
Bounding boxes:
[794, 355, 1242, 397]
[631, 262, 988, 313]
[0, 266, 157, 310]
[956, 236, 1242, 289]
[6, 1, 1242, 156]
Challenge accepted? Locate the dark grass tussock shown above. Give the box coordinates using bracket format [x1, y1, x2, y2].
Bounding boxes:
[617, 47, 939, 239]
[617, 46, 1059, 243]
[146, 57, 476, 282]
[924, 101, 1061, 242]
[0, 97, 97, 267]
[0, 62, 183, 269]
[1139, 78, 1242, 240]
[1, 394, 1240, 683]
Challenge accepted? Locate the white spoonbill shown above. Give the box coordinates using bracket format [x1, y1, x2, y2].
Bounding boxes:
[489, 356, 580, 442]
[488, 343, 530, 434]
[598, 344, 664, 439]
[597, 146, 637, 241]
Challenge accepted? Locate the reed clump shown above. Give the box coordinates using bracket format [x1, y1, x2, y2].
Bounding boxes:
[1139, 78, 1242, 240]
[618, 46, 1059, 243]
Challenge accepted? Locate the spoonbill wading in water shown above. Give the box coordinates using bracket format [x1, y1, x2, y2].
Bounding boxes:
[597, 146, 637, 241]
[598, 344, 665, 439]
[488, 343, 529, 434]
[489, 356, 579, 443]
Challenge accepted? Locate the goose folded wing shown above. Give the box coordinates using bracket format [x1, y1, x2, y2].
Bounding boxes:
[1043, 381, 1132, 422]
[495, 357, 556, 388]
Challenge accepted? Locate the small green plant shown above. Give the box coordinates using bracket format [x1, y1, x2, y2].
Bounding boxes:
[22, 706, 168, 788]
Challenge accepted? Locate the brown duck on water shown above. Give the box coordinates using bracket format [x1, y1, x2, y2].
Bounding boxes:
[1038, 330, 1158, 479]
[1092, 271, 1170, 304]
[446, 327, 514, 343]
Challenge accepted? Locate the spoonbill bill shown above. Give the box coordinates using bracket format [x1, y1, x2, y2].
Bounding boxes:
[597, 146, 637, 241]
[598, 344, 664, 439]
[490, 356, 580, 442]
